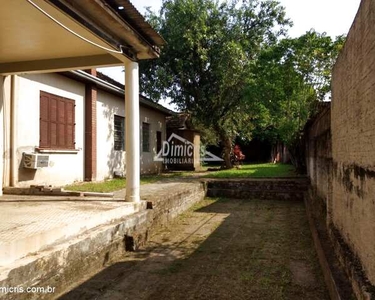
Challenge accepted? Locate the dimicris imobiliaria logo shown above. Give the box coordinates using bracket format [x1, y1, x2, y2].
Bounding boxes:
[154, 133, 223, 164]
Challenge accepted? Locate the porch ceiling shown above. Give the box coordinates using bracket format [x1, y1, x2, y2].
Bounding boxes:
[0, 0, 164, 75]
[0, 0, 106, 62]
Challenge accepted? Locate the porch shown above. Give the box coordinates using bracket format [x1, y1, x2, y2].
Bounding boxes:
[0, 0, 165, 202]
[0, 197, 146, 266]
[0, 180, 206, 299]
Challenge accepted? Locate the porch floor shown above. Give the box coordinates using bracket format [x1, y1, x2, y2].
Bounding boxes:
[0, 198, 146, 267]
[0, 180, 199, 267]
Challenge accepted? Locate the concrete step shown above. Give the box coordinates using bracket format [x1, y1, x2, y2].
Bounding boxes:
[3, 186, 114, 198]
[207, 189, 306, 201]
[205, 177, 309, 200]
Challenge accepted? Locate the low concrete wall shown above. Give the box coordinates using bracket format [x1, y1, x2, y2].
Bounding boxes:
[0, 181, 206, 300]
[206, 178, 309, 201]
[143, 181, 207, 227]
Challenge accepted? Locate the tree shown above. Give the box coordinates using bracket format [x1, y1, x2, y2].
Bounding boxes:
[139, 0, 291, 168]
[246, 30, 345, 172]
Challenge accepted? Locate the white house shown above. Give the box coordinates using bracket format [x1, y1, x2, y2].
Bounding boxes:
[0, 0, 165, 202]
[1, 70, 171, 188]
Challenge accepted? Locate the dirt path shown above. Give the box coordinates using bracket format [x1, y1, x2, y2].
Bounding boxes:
[60, 198, 329, 300]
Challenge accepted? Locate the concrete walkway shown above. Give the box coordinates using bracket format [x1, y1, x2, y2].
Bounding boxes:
[0, 180, 200, 267]
[61, 198, 329, 300]
[0, 200, 145, 266]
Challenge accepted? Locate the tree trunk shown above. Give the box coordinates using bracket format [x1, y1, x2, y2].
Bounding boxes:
[288, 138, 307, 174]
[214, 125, 233, 169]
[217, 133, 232, 169]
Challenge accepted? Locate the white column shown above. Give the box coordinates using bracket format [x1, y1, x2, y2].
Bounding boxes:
[125, 61, 140, 202]
[0, 76, 4, 196]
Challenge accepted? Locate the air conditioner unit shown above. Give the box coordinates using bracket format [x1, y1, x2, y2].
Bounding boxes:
[23, 153, 49, 169]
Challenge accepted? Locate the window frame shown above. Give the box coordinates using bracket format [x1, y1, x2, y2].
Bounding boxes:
[39, 91, 76, 150]
[156, 131, 162, 153]
[114, 115, 125, 151]
[142, 122, 150, 153]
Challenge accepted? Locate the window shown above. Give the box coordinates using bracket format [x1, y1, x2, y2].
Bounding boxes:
[39, 91, 75, 149]
[142, 122, 150, 152]
[157, 131, 162, 153]
[114, 115, 125, 151]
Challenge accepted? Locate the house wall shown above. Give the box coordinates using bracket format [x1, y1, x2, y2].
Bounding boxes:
[96, 90, 165, 181]
[140, 106, 165, 174]
[1, 73, 167, 188]
[14, 74, 85, 187]
[331, 0, 375, 284]
[96, 90, 125, 181]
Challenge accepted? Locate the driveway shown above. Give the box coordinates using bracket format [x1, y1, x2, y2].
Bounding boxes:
[61, 198, 328, 300]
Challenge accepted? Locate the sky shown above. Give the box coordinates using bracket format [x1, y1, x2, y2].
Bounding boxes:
[98, 0, 361, 109]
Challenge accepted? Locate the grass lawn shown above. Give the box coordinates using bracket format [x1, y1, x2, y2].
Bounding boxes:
[64, 163, 296, 193]
[203, 163, 296, 178]
[64, 172, 188, 193]
[64, 178, 126, 193]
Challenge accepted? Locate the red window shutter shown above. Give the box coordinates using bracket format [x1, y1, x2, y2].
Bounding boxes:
[50, 96, 58, 148]
[40, 93, 50, 148]
[39, 91, 75, 149]
[57, 99, 66, 148]
[65, 99, 75, 149]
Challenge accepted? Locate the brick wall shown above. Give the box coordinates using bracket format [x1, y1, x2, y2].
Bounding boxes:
[84, 69, 97, 181]
[331, 0, 375, 284]
[305, 104, 332, 220]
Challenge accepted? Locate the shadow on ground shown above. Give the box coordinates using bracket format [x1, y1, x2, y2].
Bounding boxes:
[59, 198, 329, 300]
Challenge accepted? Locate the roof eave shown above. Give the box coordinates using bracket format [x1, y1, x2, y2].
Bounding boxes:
[48, 0, 164, 61]
[63, 70, 174, 116]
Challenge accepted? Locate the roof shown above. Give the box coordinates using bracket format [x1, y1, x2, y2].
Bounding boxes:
[96, 71, 124, 89]
[104, 0, 166, 48]
[56, 0, 166, 60]
[62, 70, 174, 116]
[166, 113, 195, 130]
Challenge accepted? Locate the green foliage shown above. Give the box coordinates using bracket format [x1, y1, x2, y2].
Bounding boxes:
[140, 0, 291, 168]
[247, 30, 345, 146]
[140, 1, 344, 170]
[65, 178, 126, 193]
[203, 163, 295, 178]
[64, 174, 188, 192]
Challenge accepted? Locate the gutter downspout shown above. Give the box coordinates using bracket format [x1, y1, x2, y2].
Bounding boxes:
[10, 75, 17, 187]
